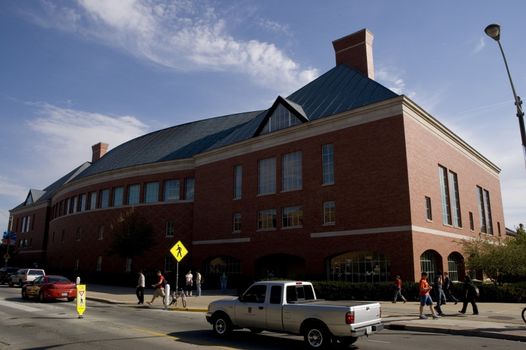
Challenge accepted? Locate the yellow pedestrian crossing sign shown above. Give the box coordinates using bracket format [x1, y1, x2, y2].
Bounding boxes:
[76, 284, 86, 317]
[170, 240, 188, 262]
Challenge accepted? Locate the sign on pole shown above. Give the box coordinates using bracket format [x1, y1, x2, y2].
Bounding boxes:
[170, 241, 188, 262]
[76, 284, 87, 318]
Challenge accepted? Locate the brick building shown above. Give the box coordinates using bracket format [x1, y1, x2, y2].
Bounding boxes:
[8, 29, 505, 286]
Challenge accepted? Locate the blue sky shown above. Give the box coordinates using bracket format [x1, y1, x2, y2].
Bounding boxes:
[1, 0, 525, 231]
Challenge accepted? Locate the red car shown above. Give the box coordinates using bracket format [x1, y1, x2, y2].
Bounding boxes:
[21, 275, 77, 302]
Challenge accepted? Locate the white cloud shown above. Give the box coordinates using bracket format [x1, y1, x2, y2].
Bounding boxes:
[472, 37, 486, 54]
[27, 103, 149, 175]
[375, 66, 415, 98]
[36, 0, 317, 93]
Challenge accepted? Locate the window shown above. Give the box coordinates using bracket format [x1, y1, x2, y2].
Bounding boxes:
[438, 166, 462, 227]
[469, 212, 474, 231]
[323, 201, 336, 225]
[80, 194, 87, 212]
[420, 250, 439, 282]
[100, 189, 110, 208]
[258, 209, 276, 230]
[113, 187, 124, 207]
[128, 184, 140, 205]
[73, 196, 78, 213]
[166, 221, 175, 237]
[258, 158, 276, 195]
[233, 165, 242, 199]
[164, 180, 180, 201]
[286, 285, 315, 303]
[98, 225, 104, 240]
[322, 144, 334, 185]
[270, 286, 282, 304]
[75, 227, 82, 241]
[282, 151, 302, 192]
[282, 206, 303, 228]
[184, 178, 195, 200]
[447, 252, 463, 282]
[477, 186, 493, 234]
[233, 213, 241, 233]
[329, 251, 391, 283]
[96, 256, 103, 272]
[260, 104, 302, 134]
[145, 182, 159, 203]
[90, 191, 97, 210]
[125, 257, 132, 273]
[425, 196, 432, 221]
[164, 255, 173, 272]
[68, 197, 75, 214]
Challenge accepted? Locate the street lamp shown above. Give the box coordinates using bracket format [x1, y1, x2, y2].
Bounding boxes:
[484, 23, 526, 166]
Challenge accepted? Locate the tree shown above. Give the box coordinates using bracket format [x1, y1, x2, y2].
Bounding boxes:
[108, 209, 155, 259]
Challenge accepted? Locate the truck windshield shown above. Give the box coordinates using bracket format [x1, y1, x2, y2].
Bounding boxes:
[286, 285, 315, 303]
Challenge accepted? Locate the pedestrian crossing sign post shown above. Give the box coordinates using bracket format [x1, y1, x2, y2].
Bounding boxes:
[76, 284, 86, 318]
[170, 241, 188, 262]
[170, 241, 188, 292]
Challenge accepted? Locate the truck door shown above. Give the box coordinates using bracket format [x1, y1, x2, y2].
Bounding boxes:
[234, 284, 267, 329]
[266, 285, 284, 331]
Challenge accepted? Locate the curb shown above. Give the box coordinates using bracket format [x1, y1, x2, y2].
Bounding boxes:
[87, 296, 208, 312]
[386, 323, 526, 342]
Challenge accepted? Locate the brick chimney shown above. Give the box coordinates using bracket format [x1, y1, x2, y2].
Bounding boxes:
[332, 29, 375, 80]
[91, 142, 108, 163]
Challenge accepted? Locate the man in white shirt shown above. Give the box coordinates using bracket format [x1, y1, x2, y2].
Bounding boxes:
[136, 269, 145, 304]
[185, 270, 193, 296]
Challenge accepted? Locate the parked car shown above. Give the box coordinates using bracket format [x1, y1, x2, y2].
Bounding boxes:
[21, 275, 77, 302]
[0, 266, 20, 284]
[9, 268, 45, 287]
[206, 281, 383, 349]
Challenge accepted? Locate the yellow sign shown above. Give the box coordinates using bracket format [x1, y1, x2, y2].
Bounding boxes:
[76, 284, 86, 316]
[170, 241, 188, 262]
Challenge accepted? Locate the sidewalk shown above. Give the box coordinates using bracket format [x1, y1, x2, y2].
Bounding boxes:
[85, 284, 525, 342]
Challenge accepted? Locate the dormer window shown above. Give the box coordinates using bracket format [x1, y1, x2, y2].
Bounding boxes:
[255, 96, 308, 136]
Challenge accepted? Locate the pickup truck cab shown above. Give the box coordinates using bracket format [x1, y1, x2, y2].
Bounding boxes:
[206, 281, 383, 349]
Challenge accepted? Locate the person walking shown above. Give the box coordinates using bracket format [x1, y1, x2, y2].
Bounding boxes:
[195, 271, 202, 297]
[220, 272, 228, 292]
[147, 270, 166, 305]
[136, 269, 145, 305]
[459, 275, 479, 315]
[419, 272, 439, 319]
[185, 270, 193, 296]
[443, 272, 458, 304]
[433, 272, 446, 316]
[392, 275, 407, 303]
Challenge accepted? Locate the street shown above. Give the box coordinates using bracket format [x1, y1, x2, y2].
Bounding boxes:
[0, 286, 524, 349]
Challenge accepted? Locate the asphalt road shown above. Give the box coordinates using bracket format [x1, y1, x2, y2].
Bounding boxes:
[0, 285, 524, 350]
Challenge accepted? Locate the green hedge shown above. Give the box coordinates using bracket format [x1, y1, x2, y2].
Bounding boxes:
[311, 281, 526, 303]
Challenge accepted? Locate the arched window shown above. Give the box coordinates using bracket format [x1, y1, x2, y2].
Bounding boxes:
[447, 252, 464, 282]
[420, 250, 440, 282]
[328, 251, 390, 283]
[204, 256, 241, 275]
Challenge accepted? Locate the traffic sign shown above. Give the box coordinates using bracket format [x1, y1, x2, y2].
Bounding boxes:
[170, 241, 188, 262]
[76, 284, 86, 317]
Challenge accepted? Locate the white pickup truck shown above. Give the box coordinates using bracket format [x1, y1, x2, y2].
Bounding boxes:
[206, 280, 383, 349]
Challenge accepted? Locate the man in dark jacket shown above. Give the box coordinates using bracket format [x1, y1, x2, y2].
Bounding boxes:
[443, 272, 458, 304]
[459, 275, 479, 315]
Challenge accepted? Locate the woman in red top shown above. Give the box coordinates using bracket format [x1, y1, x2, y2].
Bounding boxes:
[147, 270, 166, 305]
[392, 275, 407, 303]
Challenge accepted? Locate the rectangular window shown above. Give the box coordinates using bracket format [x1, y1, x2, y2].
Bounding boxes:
[164, 255, 173, 273]
[282, 206, 303, 228]
[282, 151, 302, 192]
[323, 201, 336, 225]
[90, 191, 97, 210]
[233, 165, 242, 199]
[128, 184, 140, 205]
[469, 212, 474, 231]
[166, 221, 175, 237]
[125, 257, 132, 273]
[113, 187, 124, 207]
[258, 158, 276, 195]
[270, 286, 282, 304]
[98, 225, 104, 240]
[75, 227, 82, 241]
[184, 178, 195, 200]
[145, 182, 160, 203]
[322, 144, 334, 185]
[100, 189, 110, 208]
[438, 166, 462, 227]
[96, 256, 103, 272]
[164, 180, 180, 201]
[73, 196, 78, 213]
[258, 209, 276, 230]
[233, 213, 241, 233]
[68, 197, 75, 214]
[477, 186, 493, 234]
[425, 196, 432, 221]
[80, 194, 87, 212]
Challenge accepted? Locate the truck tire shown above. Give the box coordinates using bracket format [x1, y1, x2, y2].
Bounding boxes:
[303, 323, 330, 349]
[212, 313, 232, 337]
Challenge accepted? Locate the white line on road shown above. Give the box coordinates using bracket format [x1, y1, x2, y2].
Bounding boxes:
[0, 299, 41, 312]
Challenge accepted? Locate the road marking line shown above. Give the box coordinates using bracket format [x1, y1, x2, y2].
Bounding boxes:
[0, 299, 41, 312]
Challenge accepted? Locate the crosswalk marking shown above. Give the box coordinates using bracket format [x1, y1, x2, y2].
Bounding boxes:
[0, 299, 41, 312]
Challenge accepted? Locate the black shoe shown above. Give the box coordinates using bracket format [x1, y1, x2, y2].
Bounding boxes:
[458, 310, 465, 314]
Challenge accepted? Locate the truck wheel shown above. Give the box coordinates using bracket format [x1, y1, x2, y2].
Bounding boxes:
[212, 314, 232, 337]
[304, 324, 330, 349]
[39, 292, 46, 303]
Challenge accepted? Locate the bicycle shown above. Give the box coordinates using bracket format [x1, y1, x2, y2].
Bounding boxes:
[522, 307, 526, 323]
[168, 288, 187, 308]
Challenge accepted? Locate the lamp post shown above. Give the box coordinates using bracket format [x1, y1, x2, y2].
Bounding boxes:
[484, 23, 526, 165]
